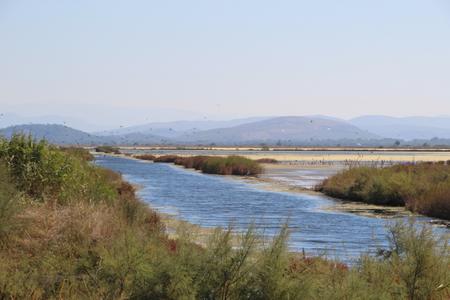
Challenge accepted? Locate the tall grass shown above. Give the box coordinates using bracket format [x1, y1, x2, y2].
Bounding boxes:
[200, 156, 262, 176]
[317, 162, 450, 220]
[171, 155, 263, 176]
[0, 162, 19, 241]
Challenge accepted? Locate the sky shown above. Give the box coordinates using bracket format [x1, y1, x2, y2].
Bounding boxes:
[1, 0, 450, 129]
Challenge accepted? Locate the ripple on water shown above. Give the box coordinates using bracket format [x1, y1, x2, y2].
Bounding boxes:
[95, 155, 447, 263]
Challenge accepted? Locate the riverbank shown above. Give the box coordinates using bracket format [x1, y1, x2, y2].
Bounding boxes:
[318, 163, 450, 221]
[2, 137, 447, 298]
[120, 152, 450, 223]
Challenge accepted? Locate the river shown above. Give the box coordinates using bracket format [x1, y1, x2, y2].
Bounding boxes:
[95, 155, 447, 263]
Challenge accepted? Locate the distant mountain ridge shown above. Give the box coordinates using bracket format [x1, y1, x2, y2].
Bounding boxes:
[2, 115, 450, 146]
[0, 124, 168, 145]
[177, 116, 379, 144]
[350, 115, 450, 140]
[96, 117, 271, 137]
[0, 124, 104, 145]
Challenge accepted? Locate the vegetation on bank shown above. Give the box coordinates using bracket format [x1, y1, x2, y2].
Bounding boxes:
[0, 135, 448, 298]
[317, 162, 450, 220]
[95, 145, 121, 154]
[149, 154, 263, 176]
[255, 158, 279, 164]
[153, 154, 180, 163]
[134, 154, 156, 161]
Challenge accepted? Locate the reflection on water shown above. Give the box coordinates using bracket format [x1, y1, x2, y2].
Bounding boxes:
[95, 155, 446, 262]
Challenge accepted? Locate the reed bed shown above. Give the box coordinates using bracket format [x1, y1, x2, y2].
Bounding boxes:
[317, 162, 450, 220]
[153, 154, 180, 163]
[172, 155, 263, 176]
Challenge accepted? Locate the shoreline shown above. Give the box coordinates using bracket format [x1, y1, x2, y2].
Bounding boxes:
[95, 152, 450, 228]
[89, 145, 450, 152]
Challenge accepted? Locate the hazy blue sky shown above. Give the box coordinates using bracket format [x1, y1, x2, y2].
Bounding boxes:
[1, 0, 450, 126]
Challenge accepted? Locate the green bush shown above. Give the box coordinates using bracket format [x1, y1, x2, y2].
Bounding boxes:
[0, 135, 117, 204]
[318, 163, 450, 219]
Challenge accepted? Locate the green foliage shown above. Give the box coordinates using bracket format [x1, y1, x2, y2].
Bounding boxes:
[60, 146, 94, 161]
[0, 134, 117, 204]
[318, 163, 450, 219]
[0, 161, 19, 242]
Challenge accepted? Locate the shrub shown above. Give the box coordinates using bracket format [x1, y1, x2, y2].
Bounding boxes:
[201, 156, 263, 176]
[95, 146, 120, 154]
[153, 155, 180, 163]
[174, 156, 209, 169]
[150, 155, 263, 176]
[0, 135, 117, 204]
[256, 158, 279, 164]
[60, 146, 94, 161]
[318, 162, 450, 219]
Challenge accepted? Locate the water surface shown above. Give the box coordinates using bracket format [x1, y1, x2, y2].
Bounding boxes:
[95, 155, 444, 262]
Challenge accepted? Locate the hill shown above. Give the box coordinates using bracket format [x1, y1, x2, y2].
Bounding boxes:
[96, 117, 270, 137]
[0, 124, 105, 145]
[0, 124, 168, 146]
[178, 116, 379, 145]
[350, 115, 450, 140]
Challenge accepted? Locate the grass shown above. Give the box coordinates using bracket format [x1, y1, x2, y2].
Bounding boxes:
[0, 135, 448, 299]
[317, 162, 450, 220]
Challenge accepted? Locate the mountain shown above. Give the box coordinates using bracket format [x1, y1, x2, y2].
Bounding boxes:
[0, 112, 114, 132]
[177, 116, 379, 144]
[0, 124, 106, 145]
[0, 124, 169, 146]
[350, 116, 450, 140]
[96, 117, 271, 137]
